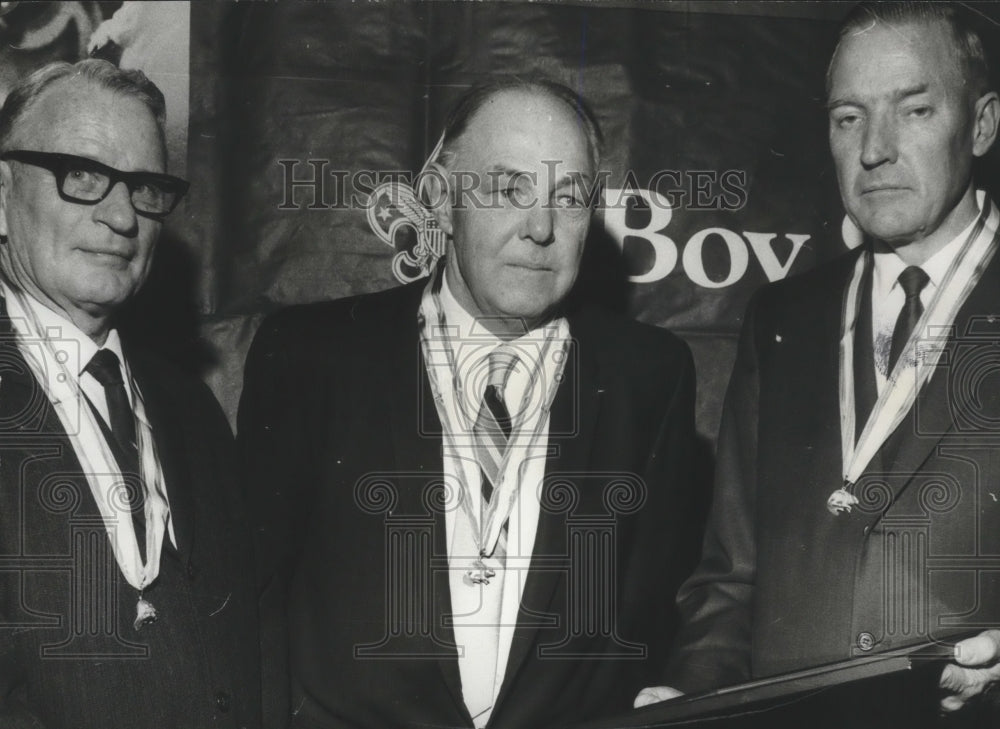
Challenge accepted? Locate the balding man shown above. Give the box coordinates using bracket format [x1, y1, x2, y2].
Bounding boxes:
[239, 79, 703, 728]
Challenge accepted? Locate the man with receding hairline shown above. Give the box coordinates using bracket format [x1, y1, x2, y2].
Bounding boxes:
[239, 79, 703, 729]
[0, 60, 260, 728]
[639, 1, 1000, 722]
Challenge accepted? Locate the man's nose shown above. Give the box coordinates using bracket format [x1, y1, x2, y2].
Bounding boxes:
[521, 201, 555, 245]
[860, 112, 898, 169]
[93, 181, 139, 235]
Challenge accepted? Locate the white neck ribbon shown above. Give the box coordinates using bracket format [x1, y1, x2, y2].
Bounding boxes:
[4, 287, 172, 590]
[838, 195, 1000, 492]
[417, 265, 569, 557]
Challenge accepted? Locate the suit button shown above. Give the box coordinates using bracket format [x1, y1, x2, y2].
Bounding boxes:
[857, 632, 875, 651]
[186, 562, 198, 581]
[215, 691, 231, 713]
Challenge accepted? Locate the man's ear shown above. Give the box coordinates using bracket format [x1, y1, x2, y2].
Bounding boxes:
[420, 162, 454, 236]
[972, 90, 999, 157]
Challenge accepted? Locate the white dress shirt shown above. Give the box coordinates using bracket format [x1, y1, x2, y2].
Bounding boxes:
[871, 214, 979, 394]
[428, 272, 566, 728]
[1, 283, 174, 558]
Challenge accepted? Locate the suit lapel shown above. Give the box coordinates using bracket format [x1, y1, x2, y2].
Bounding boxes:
[0, 299, 195, 560]
[853, 261, 878, 440]
[128, 352, 195, 561]
[820, 252, 858, 475]
[0, 302, 38, 428]
[383, 284, 467, 718]
[0, 315, 97, 536]
[877, 243, 1000, 504]
[494, 317, 603, 709]
[384, 286, 444, 487]
[0, 336, 47, 430]
[0, 302, 80, 445]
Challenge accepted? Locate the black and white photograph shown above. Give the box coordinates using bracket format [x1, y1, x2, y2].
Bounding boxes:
[1, 2, 1000, 727]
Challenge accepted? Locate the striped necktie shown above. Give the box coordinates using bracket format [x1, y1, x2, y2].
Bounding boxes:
[473, 347, 518, 557]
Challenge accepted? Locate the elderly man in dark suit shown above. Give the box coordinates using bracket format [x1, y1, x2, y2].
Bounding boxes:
[0, 60, 260, 728]
[239, 79, 703, 729]
[638, 1, 1000, 723]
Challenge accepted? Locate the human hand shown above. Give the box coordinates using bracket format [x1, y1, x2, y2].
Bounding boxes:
[633, 686, 684, 708]
[939, 630, 1000, 712]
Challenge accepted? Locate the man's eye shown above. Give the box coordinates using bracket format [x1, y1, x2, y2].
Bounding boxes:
[63, 168, 105, 194]
[500, 186, 532, 205]
[133, 182, 160, 199]
[554, 193, 586, 209]
[68, 169, 99, 183]
[833, 112, 862, 129]
[907, 105, 932, 119]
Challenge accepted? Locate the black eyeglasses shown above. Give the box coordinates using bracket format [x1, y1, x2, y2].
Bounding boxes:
[0, 150, 189, 219]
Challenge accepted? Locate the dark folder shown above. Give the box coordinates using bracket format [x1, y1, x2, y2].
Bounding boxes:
[572, 635, 976, 729]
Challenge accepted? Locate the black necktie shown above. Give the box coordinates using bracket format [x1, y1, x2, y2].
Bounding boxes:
[888, 266, 930, 373]
[85, 349, 144, 555]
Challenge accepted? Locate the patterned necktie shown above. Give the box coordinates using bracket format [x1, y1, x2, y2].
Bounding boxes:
[473, 347, 518, 557]
[85, 349, 144, 556]
[888, 266, 930, 372]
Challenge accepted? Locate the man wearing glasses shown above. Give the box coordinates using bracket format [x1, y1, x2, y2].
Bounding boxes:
[0, 60, 260, 728]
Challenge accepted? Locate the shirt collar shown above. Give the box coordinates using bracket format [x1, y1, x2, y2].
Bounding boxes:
[440, 269, 502, 348]
[439, 269, 554, 350]
[0, 282, 126, 378]
[873, 203, 982, 297]
[439, 269, 566, 395]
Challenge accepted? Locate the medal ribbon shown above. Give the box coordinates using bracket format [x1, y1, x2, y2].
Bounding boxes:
[3, 285, 172, 591]
[418, 264, 569, 558]
[839, 194, 1000, 491]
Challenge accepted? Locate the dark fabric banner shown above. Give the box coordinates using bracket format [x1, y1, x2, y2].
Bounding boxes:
[156, 1, 1000, 443]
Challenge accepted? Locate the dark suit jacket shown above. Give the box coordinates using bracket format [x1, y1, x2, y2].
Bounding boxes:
[667, 242, 1000, 695]
[0, 317, 261, 728]
[238, 280, 702, 729]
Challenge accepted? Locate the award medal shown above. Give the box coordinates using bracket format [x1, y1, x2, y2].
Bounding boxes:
[832, 195, 999, 515]
[2, 283, 173, 624]
[418, 265, 569, 584]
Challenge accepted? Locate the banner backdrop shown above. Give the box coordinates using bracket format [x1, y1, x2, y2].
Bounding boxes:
[29, 1, 1000, 448]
